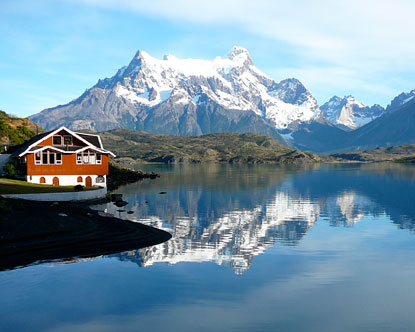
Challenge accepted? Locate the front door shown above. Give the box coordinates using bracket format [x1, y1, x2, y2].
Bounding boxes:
[53, 177, 59, 186]
[85, 176, 92, 187]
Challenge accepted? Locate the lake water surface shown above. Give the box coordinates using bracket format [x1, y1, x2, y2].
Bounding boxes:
[2, 163, 415, 331]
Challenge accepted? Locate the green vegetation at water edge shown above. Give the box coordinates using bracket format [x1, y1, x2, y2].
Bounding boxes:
[100, 129, 322, 164]
[332, 144, 415, 162]
[0, 178, 98, 194]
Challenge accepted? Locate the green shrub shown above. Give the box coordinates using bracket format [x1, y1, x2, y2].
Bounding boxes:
[74, 184, 84, 191]
[3, 162, 15, 177]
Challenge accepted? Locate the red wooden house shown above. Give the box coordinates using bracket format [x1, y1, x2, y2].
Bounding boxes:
[10, 126, 115, 187]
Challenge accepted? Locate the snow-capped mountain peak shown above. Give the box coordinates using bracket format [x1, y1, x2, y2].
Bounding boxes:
[93, 47, 322, 130]
[30, 46, 323, 134]
[226, 46, 253, 65]
[321, 95, 385, 130]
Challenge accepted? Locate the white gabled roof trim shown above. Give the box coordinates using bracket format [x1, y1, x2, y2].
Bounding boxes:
[75, 146, 116, 157]
[27, 145, 115, 157]
[28, 146, 69, 154]
[18, 126, 115, 157]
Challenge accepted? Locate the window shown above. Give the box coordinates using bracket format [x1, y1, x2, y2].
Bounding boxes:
[83, 152, 89, 164]
[42, 151, 48, 164]
[56, 153, 62, 165]
[77, 176, 83, 183]
[96, 175, 105, 183]
[63, 135, 72, 146]
[35, 152, 41, 165]
[76, 150, 102, 165]
[40, 177, 46, 184]
[89, 153, 96, 164]
[49, 152, 55, 164]
[53, 136, 62, 145]
[35, 150, 63, 165]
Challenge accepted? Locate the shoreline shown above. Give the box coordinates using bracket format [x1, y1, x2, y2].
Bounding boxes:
[0, 198, 171, 271]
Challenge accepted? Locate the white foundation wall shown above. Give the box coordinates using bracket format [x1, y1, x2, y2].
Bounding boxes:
[27, 175, 107, 188]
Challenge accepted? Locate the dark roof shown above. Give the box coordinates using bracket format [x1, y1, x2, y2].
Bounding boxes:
[11, 131, 52, 157]
[10, 128, 109, 157]
[77, 133, 101, 148]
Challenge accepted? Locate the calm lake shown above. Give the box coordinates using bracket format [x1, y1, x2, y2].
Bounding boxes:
[2, 163, 415, 331]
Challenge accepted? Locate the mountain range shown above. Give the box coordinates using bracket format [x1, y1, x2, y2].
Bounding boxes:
[29, 47, 415, 153]
[320, 96, 385, 131]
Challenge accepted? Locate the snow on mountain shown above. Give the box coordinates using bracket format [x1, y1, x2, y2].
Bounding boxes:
[386, 89, 415, 111]
[30, 46, 322, 134]
[100, 46, 321, 129]
[111, 190, 320, 274]
[108, 187, 378, 273]
[321, 95, 385, 130]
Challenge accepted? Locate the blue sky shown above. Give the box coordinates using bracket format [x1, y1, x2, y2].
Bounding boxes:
[1, 0, 415, 117]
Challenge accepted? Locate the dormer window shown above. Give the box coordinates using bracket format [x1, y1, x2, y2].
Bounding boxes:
[63, 135, 73, 146]
[53, 136, 62, 146]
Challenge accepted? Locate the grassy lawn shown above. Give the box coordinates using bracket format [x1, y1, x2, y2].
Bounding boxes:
[0, 178, 98, 194]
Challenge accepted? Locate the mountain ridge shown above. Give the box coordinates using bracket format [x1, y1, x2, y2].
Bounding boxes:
[29, 46, 322, 141]
[321, 95, 385, 130]
[27, 46, 415, 154]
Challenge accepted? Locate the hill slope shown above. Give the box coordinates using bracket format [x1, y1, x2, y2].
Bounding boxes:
[0, 111, 40, 151]
[332, 144, 415, 162]
[338, 97, 415, 152]
[100, 129, 321, 164]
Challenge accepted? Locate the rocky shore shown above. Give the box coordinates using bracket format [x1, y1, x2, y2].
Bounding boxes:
[0, 198, 171, 271]
[107, 162, 159, 191]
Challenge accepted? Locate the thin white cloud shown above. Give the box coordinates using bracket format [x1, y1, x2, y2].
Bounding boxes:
[69, 0, 415, 106]
[75, 0, 415, 68]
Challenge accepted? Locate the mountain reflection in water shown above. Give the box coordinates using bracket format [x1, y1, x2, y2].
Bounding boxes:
[95, 163, 415, 273]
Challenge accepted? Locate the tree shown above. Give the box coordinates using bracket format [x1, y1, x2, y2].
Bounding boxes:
[3, 162, 15, 177]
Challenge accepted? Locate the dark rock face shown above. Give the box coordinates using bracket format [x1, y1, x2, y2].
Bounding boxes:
[30, 88, 138, 132]
[387, 89, 415, 111]
[269, 78, 311, 105]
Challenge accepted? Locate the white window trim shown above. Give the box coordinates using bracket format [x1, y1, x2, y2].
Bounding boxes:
[34, 150, 63, 165]
[35, 152, 41, 165]
[53, 135, 63, 146]
[76, 153, 82, 164]
[76, 151, 102, 165]
[56, 153, 62, 165]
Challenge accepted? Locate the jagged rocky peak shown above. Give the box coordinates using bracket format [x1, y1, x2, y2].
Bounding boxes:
[226, 46, 253, 66]
[321, 95, 385, 130]
[29, 46, 323, 135]
[387, 89, 415, 111]
[270, 78, 315, 106]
